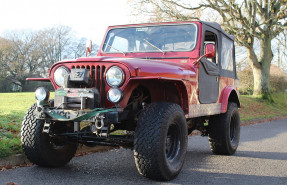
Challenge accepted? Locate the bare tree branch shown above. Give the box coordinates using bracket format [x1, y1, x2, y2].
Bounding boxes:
[128, 0, 287, 96]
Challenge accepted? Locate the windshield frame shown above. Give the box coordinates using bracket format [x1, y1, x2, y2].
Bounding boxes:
[100, 23, 199, 54]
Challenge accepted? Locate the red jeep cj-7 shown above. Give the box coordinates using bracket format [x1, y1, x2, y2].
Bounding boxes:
[22, 21, 240, 181]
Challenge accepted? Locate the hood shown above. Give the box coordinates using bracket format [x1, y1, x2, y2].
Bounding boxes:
[74, 56, 196, 81]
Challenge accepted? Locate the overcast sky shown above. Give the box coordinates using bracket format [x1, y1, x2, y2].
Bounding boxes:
[0, 0, 132, 44]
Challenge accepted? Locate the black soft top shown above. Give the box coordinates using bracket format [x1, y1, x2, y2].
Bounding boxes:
[201, 21, 235, 41]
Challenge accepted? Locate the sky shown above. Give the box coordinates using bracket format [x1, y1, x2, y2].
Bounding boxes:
[0, 0, 132, 45]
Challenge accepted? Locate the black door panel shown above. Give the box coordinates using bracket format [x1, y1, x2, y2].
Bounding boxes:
[198, 58, 219, 104]
[200, 58, 220, 76]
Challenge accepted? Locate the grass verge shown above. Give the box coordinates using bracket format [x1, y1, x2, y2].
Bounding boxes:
[239, 93, 287, 122]
[0, 92, 54, 159]
[0, 92, 286, 159]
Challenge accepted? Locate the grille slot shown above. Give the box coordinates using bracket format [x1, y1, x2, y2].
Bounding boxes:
[101, 66, 106, 108]
[97, 66, 101, 91]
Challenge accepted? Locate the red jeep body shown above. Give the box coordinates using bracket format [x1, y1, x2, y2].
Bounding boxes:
[24, 21, 240, 181]
[30, 21, 240, 117]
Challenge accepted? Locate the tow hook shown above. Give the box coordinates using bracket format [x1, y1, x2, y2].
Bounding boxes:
[91, 114, 109, 137]
[95, 114, 105, 129]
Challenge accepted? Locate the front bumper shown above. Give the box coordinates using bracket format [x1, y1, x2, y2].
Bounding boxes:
[37, 106, 133, 147]
[36, 107, 120, 123]
[48, 108, 118, 122]
[35, 86, 120, 123]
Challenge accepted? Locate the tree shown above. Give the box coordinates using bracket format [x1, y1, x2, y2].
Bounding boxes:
[276, 30, 287, 69]
[130, 0, 287, 100]
[37, 25, 73, 74]
[69, 37, 88, 59]
[0, 25, 97, 92]
[0, 37, 13, 79]
[3, 30, 44, 83]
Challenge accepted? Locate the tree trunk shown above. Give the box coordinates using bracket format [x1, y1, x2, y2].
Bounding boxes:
[246, 37, 273, 101]
[251, 64, 263, 95]
[250, 61, 272, 96]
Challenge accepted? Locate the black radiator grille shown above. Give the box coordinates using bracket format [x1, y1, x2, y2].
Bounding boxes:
[71, 65, 106, 107]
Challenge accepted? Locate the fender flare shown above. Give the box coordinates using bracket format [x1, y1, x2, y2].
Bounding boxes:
[219, 85, 240, 113]
[119, 77, 189, 114]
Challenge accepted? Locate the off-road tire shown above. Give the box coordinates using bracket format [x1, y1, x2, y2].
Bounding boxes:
[21, 104, 78, 167]
[208, 102, 240, 155]
[134, 102, 188, 181]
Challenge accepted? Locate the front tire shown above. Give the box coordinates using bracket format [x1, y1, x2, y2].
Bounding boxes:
[208, 102, 240, 155]
[133, 102, 188, 181]
[21, 104, 78, 167]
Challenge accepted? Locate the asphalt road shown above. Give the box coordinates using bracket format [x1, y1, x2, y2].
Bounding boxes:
[1, 119, 287, 185]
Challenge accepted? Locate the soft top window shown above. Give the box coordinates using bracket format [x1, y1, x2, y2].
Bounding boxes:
[221, 36, 234, 71]
[102, 24, 198, 53]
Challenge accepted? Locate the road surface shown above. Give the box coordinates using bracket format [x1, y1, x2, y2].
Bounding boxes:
[1, 119, 287, 185]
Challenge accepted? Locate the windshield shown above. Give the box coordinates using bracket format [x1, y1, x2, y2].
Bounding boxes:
[102, 24, 198, 53]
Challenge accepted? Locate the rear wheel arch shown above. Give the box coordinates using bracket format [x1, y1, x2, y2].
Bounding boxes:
[228, 90, 240, 108]
[220, 86, 240, 113]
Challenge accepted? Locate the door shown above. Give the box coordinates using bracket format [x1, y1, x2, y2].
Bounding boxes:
[198, 31, 220, 104]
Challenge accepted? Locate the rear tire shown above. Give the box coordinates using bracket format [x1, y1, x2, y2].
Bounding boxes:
[21, 104, 78, 167]
[133, 102, 188, 181]
[208, 102, 240, 155]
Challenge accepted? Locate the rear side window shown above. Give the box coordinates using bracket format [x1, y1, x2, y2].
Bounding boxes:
[221, 36, 234, 71]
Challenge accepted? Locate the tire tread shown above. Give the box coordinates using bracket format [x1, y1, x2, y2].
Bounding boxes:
[134, 102, 187, 181]
[21, 104, 77, 167]
[208, 102, 240, 155]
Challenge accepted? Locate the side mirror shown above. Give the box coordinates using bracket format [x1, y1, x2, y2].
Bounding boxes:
[86, 40, 92, 56]
[193, 43, 216, 66]
[205, 43, 215, 58]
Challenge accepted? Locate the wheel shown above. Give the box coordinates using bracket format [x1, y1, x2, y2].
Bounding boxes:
[21, 104, 78, 167]
[133, 102, 188, 181]
[208, 102, 240, 155]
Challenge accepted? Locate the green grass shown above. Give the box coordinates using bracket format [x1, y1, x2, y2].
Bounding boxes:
[0, 92, 287, 159]
[0, 92, 54, 159]
[239, 93, 287, 121]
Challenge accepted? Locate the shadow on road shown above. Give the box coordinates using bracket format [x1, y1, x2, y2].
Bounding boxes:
[4, 149, 283, 185]
[1, 119, 287, 184]
[235, 150, 287, 161]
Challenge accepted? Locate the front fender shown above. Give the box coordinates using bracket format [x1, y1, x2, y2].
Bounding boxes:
[119, 77, 189, 114]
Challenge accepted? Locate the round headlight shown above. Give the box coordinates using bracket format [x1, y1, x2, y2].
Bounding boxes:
[54, 66, 69, 87]
[106, 66, 124, 87]
[35, 87, 50, 101]
[107, 88, 123, 103]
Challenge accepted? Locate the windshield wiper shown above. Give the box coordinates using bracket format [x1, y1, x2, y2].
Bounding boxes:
[144, 39, 165, 55]
[103, 43, 126, 56]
